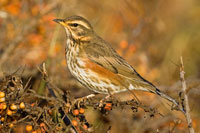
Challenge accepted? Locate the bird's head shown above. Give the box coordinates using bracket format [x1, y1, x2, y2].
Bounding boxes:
[53, 16, 94, 41]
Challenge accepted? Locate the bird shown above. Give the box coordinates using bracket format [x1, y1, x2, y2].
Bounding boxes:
[53, 15, 180, 109]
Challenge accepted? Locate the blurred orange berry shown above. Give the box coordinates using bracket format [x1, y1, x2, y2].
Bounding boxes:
[19, 102, 25, 109]
[40, 122, 45, 127]
[73, 109, 79, 116]
[2, 103, 7, 110]
[72, 120, 78, 126]
[7, 109, 12, 116]
[9, 123, 14, 128]
[119, 40, 128, 49]
[10, 104, 17, 110]
[48, 110, 53, 115]
[0, 97, 5, 102]
[105, 103, 112, 107]
[79, 108, 84, 114]
[0, 91, 5, 98]
[83, 124, 88, 130]
[104, 103, 112, 110]
[104, 106, 111, 110]
[26, 125, 33, 131]
[0, 117, 4, 122]
[5, 3, 21, 16]
[0, 103, 6, 110]
[31, 103, 36, 107]
[40, 122, 47, 132]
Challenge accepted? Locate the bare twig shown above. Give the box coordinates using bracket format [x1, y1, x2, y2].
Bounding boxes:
[180, 56, 195, 133]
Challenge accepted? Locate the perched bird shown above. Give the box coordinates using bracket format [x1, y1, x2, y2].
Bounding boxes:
[53, 15, 179, 108]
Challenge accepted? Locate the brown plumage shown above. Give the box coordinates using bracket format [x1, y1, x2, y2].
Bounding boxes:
[53, 16, 179, 107]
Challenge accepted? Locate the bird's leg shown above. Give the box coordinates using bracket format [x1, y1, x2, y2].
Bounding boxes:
[99, 90, 113, 107]
[74, 93, 97, 108]
[99, 95, 111, 107]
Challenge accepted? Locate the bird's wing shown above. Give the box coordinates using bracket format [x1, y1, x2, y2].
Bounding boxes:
[82, 38, 180, 107]
[83, 39, 150, 85]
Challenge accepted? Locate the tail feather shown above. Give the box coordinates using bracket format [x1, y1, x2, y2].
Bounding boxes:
[127, 76, 184, 112]
[155, 88, 178, 106]
[154, 88, 185, 113]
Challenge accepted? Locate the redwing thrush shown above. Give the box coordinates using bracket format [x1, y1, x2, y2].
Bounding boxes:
[53, 16, 179, 107]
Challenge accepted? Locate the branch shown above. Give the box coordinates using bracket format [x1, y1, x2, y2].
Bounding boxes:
[180, 56, 195, 133]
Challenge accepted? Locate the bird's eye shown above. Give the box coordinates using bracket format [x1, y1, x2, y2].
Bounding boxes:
[70, 23, 79, 27]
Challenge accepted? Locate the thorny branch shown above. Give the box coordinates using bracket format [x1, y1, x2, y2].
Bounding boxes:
[180, 56, 195, 133]
[0, 61, 195, 132]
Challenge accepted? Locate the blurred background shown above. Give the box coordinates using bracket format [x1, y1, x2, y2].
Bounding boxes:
[0, 0, 200, 132]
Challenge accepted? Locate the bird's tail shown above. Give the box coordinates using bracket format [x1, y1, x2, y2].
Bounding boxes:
[154, 88, 178, 106]
[127, 76, 184, 112]
[153, 88, 184, 113]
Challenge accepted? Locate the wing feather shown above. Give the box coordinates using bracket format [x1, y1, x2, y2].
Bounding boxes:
[83, 38, 150, 85]
[82, 38, 180, 108]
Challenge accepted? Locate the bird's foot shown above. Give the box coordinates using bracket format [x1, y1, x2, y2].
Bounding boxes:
[74, 94, 96, 108]
[99, 95, 112, 107]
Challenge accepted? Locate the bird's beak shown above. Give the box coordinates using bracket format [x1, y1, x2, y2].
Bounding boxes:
[53, 19, 66, 26]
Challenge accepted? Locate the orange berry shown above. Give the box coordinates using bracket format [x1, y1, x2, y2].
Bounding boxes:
[40, 123, 45, 127]
[0, 92, 5, 98]
[0, 117, 4, 122]
[19, 102, 25, 109]
[73, 109, 79, 116]
[2, 103, 7, 110]
[48, 110, 52, 115]
[71, 120, 78, 126]
[7, 109, 12, 116]
[104, 103, 112, 110]
[26, 125, 33, 131]
[0, 103, 3, 109]
[31, 103, 35, 107]
[79, 108, 84, 114]
[9, 123, 14, 128]
[55, 126, 59, 130]
[105, 103, 112, 107]
[0, 97, 5, 102]
[32, 131, 37, 133]
[40, 122, 47, 131]
[120, 40, 128, 49]
[104, 106, 111, 110]
[10, 104, 17, 110]
[83, 124, 88, 130]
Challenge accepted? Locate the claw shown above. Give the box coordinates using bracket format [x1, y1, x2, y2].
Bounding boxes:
[99, 95, 112, 107]
[74, 94, 96, 108]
